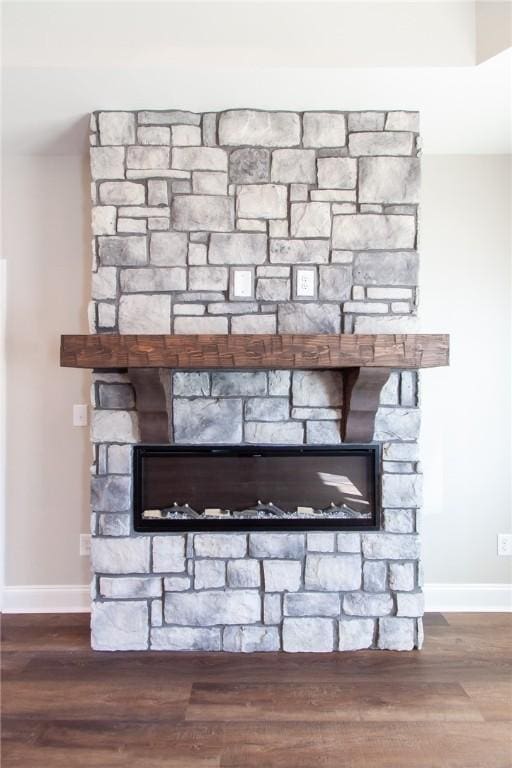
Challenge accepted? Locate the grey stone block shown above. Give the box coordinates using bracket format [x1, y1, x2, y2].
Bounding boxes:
[349, 131, 413, 155]
[385, 111, 419, 132]
[173, 372, 210, 397]
[138, 127, 171, 145]
[98, 112, 136, 145]
[264, 594, 282, 624]
[98, 513, 130, 537]
[208, 302, 258, 315]
[172, 124, 201, 146]
[338, 618, 375, 650]
[172, 195, 234, 232]
[307, 533, 335, 552]
[270, 238, 329, 264]
[292, 407, 341, 420]
[91, 410, 138, 443]
[379, 374, 400, 406]
[290, 202, 331, 238]
[278, 304, 340, 333]
[138, 110, 201, 126]
[250, 533, 305, 559]
[91, 476, 131, 513]
[151, 600, 163, 627]
[343, 592, 393, 617]
[332, 215, 416, 250]
[348, 112, 385, 131]
[195, 559, 226, 589]
[227, 559, 260, 588]
[317, 157, 356, 189]
[245, 398, 289, 422]
[121, 266, 187, 293]
[396, 591, 424, 617]
[152, 536, 186, 573]
[90, 147, 125, 180]
[305, 554, 361, 591]
[374, 408, 420, 441]
[91, 537, 150, 574]
[150, 232, 187, 265]
[92, 207, 117, 235]
[211, 372, 267, 396]
[99, 576, 161, 598]
[163, 575, 191, 591]
[202, 113, 217, 146]
[303, 112, 346, 148]
[229, 147, 270, 183]
[91, 600, 148, 651]
[98, 384, 134, 410]
[91, 267, 117, 300]
[337, 533, 361, 553]
[353, 251, 418, 286]
[384, 509, 415, 534]
[292, 371, 343, 407]
[256, 278, 290, 301]
[359, 157, 420, 204]
[190, 171, 227, 196]
[127, 146, 169, 170]
[174, 317, 228, 333]
[223, 625, 280, 652]
[378, 617, 415, 650]
[164, 590, 260, 625]
[209, 232, 267, 264]
[151, 626, 221, 651]
[363, 561, 387, 592]
[100, 181, 145, 206]
[117, 218, 146, 234]
[194, 534, 247, 558]
[362, 533, 420, 560]
[382, 474, 423, 508]
[284, 592, 340, 617]
[245, 421, 304, 444]
[306, 421, 341, 444]
[231, 315, 277, 334]
[172, 147, 227, 172]
[118, 294, 171, 333]
[271, 149, 316, 183]
[189, 266, 228, 291]
[354, 315, 418, 333]
[219, 110, 300, 147]
[237, 184, 287, 219]
[99, 236, 147, 266]
[268, 370, 291, 396]
[282, 617, 334, 652]
[263, 560, 302, 592]
[174, 398, 242, 443]
[318, 265, 352, 301]
[389, 562, 415, 591]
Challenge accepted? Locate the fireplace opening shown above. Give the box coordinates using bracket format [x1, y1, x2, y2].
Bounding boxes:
[133, 445, 381, 532]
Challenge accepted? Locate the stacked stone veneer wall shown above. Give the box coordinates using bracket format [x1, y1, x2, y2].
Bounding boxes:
[88, 109, 423, 652]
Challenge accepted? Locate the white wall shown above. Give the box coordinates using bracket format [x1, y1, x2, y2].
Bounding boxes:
[1, 1, 511, 609]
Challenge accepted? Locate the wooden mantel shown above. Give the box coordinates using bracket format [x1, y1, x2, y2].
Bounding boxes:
[60, 333, 449, 443]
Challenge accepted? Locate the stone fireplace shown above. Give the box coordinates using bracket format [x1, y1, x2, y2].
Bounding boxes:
[87, 108, 426, 652]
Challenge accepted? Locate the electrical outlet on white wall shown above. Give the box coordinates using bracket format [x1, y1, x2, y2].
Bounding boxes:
[497, 534, 512, 556]
[73, 404, 88, 427]
[80, 534, 91, 556]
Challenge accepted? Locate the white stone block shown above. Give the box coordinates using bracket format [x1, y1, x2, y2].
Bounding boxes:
[108, 444, 131, 474]
[397, 591, 424, 617]
[237, 184, 287, 219]
[91, 537, 150, 574]
[306, 420, 341, 444]
[137, 126, 171, 145]
[270, 239, 329, 264]
[227, 559, 261, 588]
[172, 147, 227, 171]
[303, 112, 346, 148]
[337, 533, 361, 553]
[385, 112, 420, 132]
[127, 146, 169, 170]
[348, 112, 385, 131]
[219, 110, 300, 147]
[163, 575, 191, 591]
[148, 179, 169, 206]
[92, 601, 148, 651]
[349, 132, 413, 156]
[362, 533, 420, 560]
[92, 267, 117, 300]
[284, 592, 340, 617]
[317, 157, 356, 189]
[271, 149, 316, 183]
[209, 232, 267, 264]
[91, 410, 138, 443]
[305, 554, 361, 591]
[292, 371, 343, 407]
[231, 315, 277, 334]
[99, 182, 145, 206]
[151, 626, 221, 651]
[389, 562, 415, 591]
[118, 294, 171, 333]
[264, 594, 282, 624]
[263, 560, 301, 592]
[318, 265, 351, 301]
[245, 421, 304, 444]
[278, 304, 340, 333]
[152, 535, 186, 573]
[344, 592, 393, 617]
[164, 590, 260, 626]
[359, 157, 420, 204]
[120, 267, 186, 293]
[282, 617, 334, 652]
[195, 559, 226, 589]
[172, 195, 234, 231]
[90, 147, 125, 180]
[98, 112, 136, 145]
[150, 231, 187, 265]
[250, 533, 305, 559]
[99, 577, 161, 598]
[290, 202, 331, 238]
[194, 534, 247, 558]
[192, 171, 228, 195]
[378, 617, 415, 650]
[172, 124, 202, 146]
[117, 218, 146, 234]
[339, 619, 375, 650]
[332, 214, 416, 250]
[223, 626, 280, 652]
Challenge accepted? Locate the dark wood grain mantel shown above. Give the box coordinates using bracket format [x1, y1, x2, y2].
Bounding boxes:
[60, 333, 449, 442]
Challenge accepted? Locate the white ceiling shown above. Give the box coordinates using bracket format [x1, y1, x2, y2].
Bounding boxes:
[2, 1, 511, 155]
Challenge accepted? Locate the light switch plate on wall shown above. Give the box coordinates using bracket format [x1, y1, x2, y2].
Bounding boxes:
[73, 404, 88, 427]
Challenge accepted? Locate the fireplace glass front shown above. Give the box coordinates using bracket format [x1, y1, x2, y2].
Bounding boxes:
[133, 445, 380, 532]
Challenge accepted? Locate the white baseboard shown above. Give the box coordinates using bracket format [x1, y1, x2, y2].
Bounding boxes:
[2, 585, 90, 613]
[424, 582, 512, 612]
[1, 582, 511, 614]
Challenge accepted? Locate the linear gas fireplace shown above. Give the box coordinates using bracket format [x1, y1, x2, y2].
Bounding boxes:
[134, 445, 380, 532]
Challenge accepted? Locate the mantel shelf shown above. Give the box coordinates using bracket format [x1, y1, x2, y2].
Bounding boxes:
[60, 333, 449, 370]
[60, 333, 449, 444]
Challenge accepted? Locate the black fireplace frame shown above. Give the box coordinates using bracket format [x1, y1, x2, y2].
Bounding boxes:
[133, 444, 381, 533]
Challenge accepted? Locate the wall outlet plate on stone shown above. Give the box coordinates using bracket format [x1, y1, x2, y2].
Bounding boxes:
[293, 266, 317, 300]
[230, 267, 255, 301]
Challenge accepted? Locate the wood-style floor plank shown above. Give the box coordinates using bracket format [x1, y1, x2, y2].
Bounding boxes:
[1, 612, 511, 768]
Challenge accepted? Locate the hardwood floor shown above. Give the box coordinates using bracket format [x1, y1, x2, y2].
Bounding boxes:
[1, 613, 511, 767]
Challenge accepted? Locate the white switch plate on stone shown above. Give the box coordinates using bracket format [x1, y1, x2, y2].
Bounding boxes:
[73, 404, 88, 427]
[498, 534, 512, 556]
[80, 534, 91, 556]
